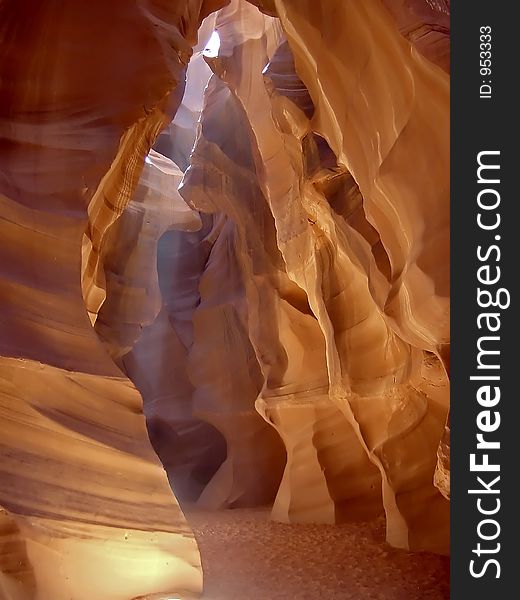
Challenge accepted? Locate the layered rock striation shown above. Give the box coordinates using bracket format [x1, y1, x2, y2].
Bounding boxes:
[0, 1, 450, 598]
[0, 2, 227, 598]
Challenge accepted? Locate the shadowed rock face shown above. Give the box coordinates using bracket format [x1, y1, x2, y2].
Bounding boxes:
[0, 1, 227, 598]
[0, 0, 449, 597]
[189, 0, 449, 545]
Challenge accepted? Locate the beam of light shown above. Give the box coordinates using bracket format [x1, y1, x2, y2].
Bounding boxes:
[203, 30, 220, 58]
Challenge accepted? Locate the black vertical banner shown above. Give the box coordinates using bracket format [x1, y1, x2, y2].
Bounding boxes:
[451, 2, 518, 598]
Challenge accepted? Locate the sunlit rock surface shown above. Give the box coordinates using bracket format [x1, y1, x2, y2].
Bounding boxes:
[0, 1, 227, 598]
[182, 0, 449, 553]
[1, 0, 449, 597]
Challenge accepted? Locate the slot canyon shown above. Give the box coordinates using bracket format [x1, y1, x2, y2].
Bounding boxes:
[0, 1, 450, 598]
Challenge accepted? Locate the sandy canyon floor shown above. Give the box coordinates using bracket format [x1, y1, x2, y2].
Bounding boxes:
[185, 507, 450, 600]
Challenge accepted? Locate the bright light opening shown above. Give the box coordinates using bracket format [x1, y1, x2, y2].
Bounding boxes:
[203, 30, 220, 58]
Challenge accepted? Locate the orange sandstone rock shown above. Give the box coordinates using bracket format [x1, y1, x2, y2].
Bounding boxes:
[0, 0, 450, 597]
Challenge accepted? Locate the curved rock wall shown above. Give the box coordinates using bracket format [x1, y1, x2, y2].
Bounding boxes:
[0, 0, 450, 597]
[178, 0, 449, 552]
[0, 1, 227, 598]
